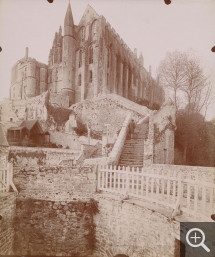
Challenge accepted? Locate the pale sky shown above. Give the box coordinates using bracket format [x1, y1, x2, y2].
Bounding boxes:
[0, 0, 215, 119]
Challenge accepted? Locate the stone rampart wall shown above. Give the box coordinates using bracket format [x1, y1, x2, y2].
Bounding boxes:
[0, 193, 16, 255]
[13, 198, 94, 256]
[94, 194, 179, 257]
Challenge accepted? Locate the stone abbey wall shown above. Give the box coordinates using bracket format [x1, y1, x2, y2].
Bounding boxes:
[10, 3, 164, 111]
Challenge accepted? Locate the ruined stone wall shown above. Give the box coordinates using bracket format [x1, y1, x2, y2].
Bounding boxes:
[94, 194, 179, 257]
[0, 193, 16, 255]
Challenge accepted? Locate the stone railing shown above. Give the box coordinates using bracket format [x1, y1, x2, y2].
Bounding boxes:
[108, 112, 132, 165]
[84, 113, 132, 166]
[75, 142, 102, 165]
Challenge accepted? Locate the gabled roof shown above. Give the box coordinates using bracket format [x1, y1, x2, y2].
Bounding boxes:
[20, 120, 38, 130]
[79, 4, 99, 26]
[0, 124, 9, 147]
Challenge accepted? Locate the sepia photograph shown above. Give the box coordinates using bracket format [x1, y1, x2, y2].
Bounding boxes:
[0, 0, 215, 256]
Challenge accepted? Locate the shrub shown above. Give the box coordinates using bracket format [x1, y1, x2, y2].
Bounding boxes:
[73, 119, 88, 136]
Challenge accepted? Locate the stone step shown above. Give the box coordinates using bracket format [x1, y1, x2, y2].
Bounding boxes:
[119, 160, 143, 164]
[120, 159, 143, 162]
[118, 164, 143, 167]
[121, 152, 143, 156]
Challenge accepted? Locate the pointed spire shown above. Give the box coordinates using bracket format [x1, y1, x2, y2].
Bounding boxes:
[59, 26, 62, 35]
[64, 1, 74, 27]
[139, 52, 144, 67]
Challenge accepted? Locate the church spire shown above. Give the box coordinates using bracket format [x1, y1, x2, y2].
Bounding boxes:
[64, 1, 74, 28]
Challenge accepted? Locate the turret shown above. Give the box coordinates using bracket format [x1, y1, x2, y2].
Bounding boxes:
[61, 1, 76, 105]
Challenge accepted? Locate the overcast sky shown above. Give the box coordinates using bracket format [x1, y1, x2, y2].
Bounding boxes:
[0, 0, 215, 119]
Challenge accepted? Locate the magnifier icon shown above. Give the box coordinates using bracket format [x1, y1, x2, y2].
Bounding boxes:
[186, 228, 210, 252]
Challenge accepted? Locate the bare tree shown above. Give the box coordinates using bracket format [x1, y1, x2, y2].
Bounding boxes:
[157, 50, 215, 164]
[157, 50, 187, 111]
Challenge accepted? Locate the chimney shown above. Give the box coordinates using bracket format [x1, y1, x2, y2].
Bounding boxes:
[25, 47, 28, 59]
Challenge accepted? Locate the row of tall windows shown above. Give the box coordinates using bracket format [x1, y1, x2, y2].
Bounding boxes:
[79, 20, 98, 42]
[78, 70, 93, 86]
[79, 47, 93, 68]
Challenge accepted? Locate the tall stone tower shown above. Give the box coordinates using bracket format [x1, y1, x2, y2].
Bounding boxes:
[61, 1, 76, 105]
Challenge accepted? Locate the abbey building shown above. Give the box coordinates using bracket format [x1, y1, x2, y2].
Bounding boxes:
[9, 2, 164, 109]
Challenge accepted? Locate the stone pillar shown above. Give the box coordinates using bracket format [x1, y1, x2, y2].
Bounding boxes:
[119, 62, 123, 96]
[81, 50, 86, 101]
[130, 73, 133, 100]
[136, 78, 138, 100]
[93, 45, 99, 97]
[124, 64, 128, 98]
[112, 54, 117, 94]
[103, 47, 108, 94]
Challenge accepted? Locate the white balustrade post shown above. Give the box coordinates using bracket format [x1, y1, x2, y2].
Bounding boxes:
[97, 164, 100, 192]
[172, 172, 182, 217]
[126, 166, 130, 195]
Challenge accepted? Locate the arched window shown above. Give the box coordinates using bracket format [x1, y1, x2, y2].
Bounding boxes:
[79, 74, 81, 86]
[79, 50, 82, 68]
[90, 70, 93, 83]
[89, 46, 93, 64]
[80, 27, 85, 42]
[91, 20, 98, 40]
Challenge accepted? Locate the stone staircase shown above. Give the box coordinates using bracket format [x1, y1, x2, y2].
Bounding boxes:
[118, 122, 148, 167]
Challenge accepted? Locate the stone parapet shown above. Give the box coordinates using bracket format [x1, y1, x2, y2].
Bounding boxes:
[109, 112, 132, 165]
[13, 165, 97, 200]
[9, 146, 81, 167]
